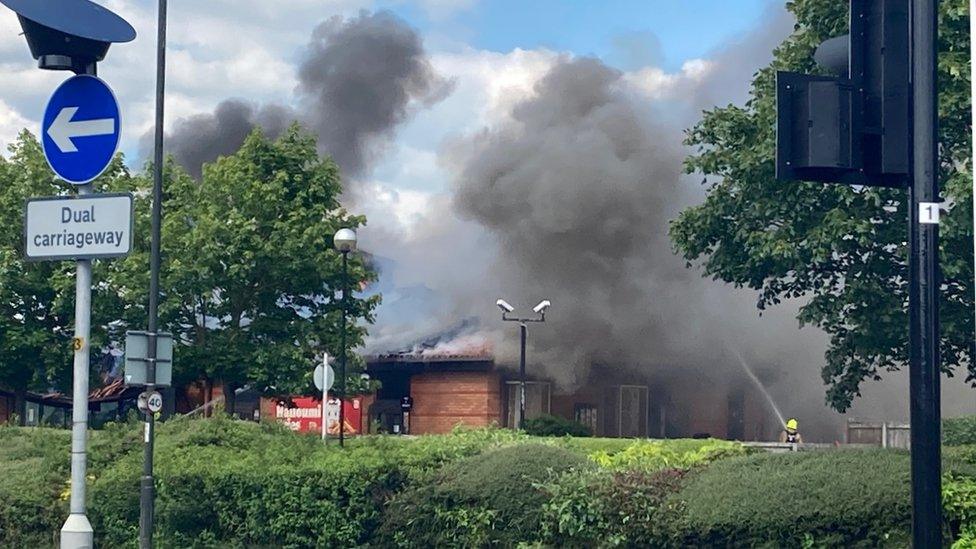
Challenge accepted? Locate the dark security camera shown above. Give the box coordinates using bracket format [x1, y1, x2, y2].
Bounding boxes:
[0, 0, 135, 74]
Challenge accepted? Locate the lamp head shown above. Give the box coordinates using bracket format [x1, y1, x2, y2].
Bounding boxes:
[496, 299, 515, 313]
[0, 0, 135, 73]
[334, 228, 357, 252]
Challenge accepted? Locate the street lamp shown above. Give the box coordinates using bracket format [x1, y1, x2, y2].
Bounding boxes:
[334, 228, 357, 447]
[497, 299, 550, 430]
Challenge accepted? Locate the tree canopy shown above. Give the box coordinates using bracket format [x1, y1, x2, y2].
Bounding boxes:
[0, 125, 378, 415]
[670, 0, 972, 411]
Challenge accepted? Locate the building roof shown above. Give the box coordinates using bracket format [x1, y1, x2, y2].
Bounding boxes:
[367, 353, 494, 373]
[0, 377, 138, 407]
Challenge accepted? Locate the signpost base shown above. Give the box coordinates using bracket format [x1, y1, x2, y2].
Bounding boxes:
[60, 513, 93, 549]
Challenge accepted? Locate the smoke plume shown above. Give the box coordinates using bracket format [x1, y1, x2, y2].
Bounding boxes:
[447, 57, 816, 388]
[164, 10, 450, 180]
[167, 100, 293, 179]
[297, 10, 453, 178]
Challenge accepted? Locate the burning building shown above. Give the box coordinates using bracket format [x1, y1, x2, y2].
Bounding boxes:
[364, 346, 776, 440]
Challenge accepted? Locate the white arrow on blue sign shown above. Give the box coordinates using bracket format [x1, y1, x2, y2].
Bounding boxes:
[42, 75, 121, 185]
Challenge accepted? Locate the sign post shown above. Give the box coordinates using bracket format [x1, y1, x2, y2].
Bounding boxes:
[41, 71, 125, 549]
[775, 1, 943, 543]
[0, 2, 136, 547]
[314, 355, 335, 441]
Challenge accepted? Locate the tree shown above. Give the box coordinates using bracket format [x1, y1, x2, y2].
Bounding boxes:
[0, 132, 131, 423]
[670, 0, 972, 411]
[109, 126, 379, 412]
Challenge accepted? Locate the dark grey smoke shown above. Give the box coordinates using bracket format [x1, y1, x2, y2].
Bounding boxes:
[451, 57, 706, 381]
[446, 55, 840, 438]
[688, 3, 796, 109]
[167, 100, 293, 179]
[298, 10, 453, 178]
[164, 10, 450, 180]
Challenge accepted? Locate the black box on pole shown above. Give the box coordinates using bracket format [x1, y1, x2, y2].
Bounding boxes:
[776, 0, 909, 188]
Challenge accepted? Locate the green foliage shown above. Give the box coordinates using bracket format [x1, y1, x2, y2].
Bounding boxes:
[109, 126, 379, 398]
[379, 443, 592, 547]
[946, 416, 976, 446]
[588, 438, 747, 472]
[0, 126, 379, 407]
[944, 474, 976, 546]
[670, 0, 974, 412]
[671, 449, 913, 547]
[11, 420, 976, 547]
[0, 426, 70, 546]
[539, 468, 689, 547]
[523, 414, 592, 437]
[0, 133, 132, 412]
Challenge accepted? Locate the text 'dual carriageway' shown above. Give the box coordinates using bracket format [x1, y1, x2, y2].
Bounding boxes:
[25, 194, 133, 260]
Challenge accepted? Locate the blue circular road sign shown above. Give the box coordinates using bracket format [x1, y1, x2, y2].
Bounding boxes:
[42, 75, 121, 185]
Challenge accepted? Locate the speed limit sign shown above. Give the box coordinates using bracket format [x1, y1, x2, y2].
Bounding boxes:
[139, 390, 163, 414]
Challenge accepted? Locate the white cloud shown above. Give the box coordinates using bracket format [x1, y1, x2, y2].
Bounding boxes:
[0, 0, 374, 156]
[0, 97, 31, 152]
[622, 58, 713, 101]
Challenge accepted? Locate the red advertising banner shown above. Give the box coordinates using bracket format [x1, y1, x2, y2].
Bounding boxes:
[272, 396, 363, 435]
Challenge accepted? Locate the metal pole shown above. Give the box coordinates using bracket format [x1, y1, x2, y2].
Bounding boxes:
[339, 251, 348, 447]
[139, 0, 167, 546]
[60, 190, 94, 549]
[970, 0, 976, 370]
[59, 61, 97, 549]
[321, 355, 328, 442]
[519, 323, 526, 430]
[909, 0, 942, 545]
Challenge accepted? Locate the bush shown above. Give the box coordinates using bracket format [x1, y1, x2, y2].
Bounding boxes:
[379, 443, 592, 547]
[523, 414, 592, 437]
[588, 439, 748, 472]
[945, 416, 976, 446]
[539, 467, 689, 547]
[17, 418, 976, 547]
[0, 426, 71, 547]
[670, 449, 912, 547]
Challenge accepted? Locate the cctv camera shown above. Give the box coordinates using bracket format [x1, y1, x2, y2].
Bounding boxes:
[532, 300, 551, 314]
[496, 299, 515, 313]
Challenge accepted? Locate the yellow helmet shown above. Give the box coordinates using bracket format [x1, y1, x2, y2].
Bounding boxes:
[786, 418, 798, 431]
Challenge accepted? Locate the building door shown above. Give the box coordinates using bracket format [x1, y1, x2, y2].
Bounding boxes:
[505, 381, 551, 427]
[618, 385, 648, 438]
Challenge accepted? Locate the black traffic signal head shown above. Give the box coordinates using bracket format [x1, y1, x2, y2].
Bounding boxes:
[0, 0, 135, 74]
[776, 0, 909, 188]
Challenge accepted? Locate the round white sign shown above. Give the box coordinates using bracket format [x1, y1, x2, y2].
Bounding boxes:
[314, 362, 335, 392]
[146, 391, 163, 413]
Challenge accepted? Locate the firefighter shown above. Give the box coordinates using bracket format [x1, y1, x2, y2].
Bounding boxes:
[779, 418, 803, 444]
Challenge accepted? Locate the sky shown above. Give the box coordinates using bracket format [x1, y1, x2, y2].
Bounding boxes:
[0, 0, 778, 179]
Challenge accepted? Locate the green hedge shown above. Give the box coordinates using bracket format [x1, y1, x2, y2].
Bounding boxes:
[523, 414, 592, 437]
[9, 417, 976, 547]
[945, 416, 976, 446]
[539, 467, 689, 547]
[671, 449, 913, 547]
[379, 444, 592, 547]
[88, 417, 528, 548]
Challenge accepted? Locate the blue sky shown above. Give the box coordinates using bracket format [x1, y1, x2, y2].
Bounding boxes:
[381, 0, 774, 71]
[0, 0, 780, 165]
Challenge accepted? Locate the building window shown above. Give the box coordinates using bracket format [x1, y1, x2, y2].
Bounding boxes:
[574, 404, 598, 435]
[505, 381, 551, 427]
[618, 385, 648, 438]
[25, 402, 39, 426]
